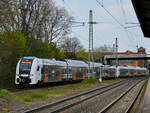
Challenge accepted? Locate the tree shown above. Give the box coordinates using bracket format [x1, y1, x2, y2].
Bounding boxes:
[95, 44, 113, 52]
[0, 30, 29, 88]
[76, 50, 88, 61]
[0, 0, 73, 44]
[61, 37, 83, 53]
[60, 37, 84, 59]
[94, 45, 114, 62]
[28, 37, 65, 60]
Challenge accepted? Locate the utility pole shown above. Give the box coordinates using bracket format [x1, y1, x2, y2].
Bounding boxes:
[88, 10, 97, 76]
[113, 44, 115, 65]
[115, 37, 118, 67]
[136, 45, 138, 52]
[113, 44, 115, 53]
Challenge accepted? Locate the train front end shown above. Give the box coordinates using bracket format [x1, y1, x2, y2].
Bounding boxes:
[15, 57, 41, 86]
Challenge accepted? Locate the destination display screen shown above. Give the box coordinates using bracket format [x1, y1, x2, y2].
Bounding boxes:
[19, 58, 34, 74]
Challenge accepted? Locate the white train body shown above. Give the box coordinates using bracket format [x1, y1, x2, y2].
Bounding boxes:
[101, 65, 149, 78]
[15, 57, 42, 85]
[15, 57, 149, 86]
[15, 57, 102, 85]
[116, 66, 149, 77]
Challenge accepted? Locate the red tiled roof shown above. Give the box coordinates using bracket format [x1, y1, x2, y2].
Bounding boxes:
[118, 50, 137, 55]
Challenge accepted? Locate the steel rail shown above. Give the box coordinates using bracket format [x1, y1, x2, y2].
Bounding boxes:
[99, 78, 145, 113]
[125, 79, 147, 113]
[49, 80, 133, 113]
[24, 79, 128, 113]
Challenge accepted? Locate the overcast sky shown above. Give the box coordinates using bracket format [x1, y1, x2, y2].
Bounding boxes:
[55, 0, 150, 54]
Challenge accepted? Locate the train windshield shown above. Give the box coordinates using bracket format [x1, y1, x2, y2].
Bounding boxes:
[19, 58, 34, 74]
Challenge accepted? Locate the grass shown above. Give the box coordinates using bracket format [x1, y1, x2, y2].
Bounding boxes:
[0, 89, 19, 113]
[0, 78, 121, 106]
[101, 78, 120, 84]
[82, 78, 99, 84]
[141, 80, 148, 100]
[17, 78, 121, 105]
[0, 88, 24, 104]
[0, 89, 15, 101]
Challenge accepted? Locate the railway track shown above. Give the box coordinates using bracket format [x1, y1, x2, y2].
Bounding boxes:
[22, 78, 136, 113]
[99, 78, 146, 113]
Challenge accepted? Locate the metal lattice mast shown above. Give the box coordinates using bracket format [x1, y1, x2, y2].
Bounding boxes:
[88, 10, 95, 74]
[115, 37, 118, 67]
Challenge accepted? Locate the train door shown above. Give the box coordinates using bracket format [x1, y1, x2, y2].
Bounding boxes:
[78, 67, 82, 80]
[44, 66, 48, 83]
[36, 64, 41, 83]
[82, 67, 86, 79]
[130, 69, 134, 76]
[73, 67, 76, 80]
[76, 67, 80, 80]
[61, 67, 67, 80]
[58, 66, 62, 81]
[68, 67, 73, 80]
[47, 65, 57, 82]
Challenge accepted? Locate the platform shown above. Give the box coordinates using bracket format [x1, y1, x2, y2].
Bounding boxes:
[138, 78, 150, 113]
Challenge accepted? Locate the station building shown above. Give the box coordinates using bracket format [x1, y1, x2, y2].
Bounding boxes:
[117, 47, 146, 67]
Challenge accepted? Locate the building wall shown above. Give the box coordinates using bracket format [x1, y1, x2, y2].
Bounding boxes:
[118, 47, 146, 67]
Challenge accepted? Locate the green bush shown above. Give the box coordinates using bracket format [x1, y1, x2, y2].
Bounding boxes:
[0, 89, 8, 95]
[30, 93, 46, 99]
[28, 37, 65, 60]
[0, 30, 65, 88]
[0, 30, 29, 88]
[82, 78, 98, 84]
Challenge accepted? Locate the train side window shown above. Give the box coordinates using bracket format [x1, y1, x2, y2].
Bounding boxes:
[41, 68, 44, 74]
[37, 66, 40, 71]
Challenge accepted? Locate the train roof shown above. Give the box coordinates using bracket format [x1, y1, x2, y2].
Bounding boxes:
[23, 56, 37, 59]
[65, 59, 88, 67]
[107, 65, 117, 69]
[135, 66, 147, 70]
[88, 62, 102, 67]
[55, 61, 67, 66]
[41, 59, 57, 65]
[117, 66, 133, 69]
[117, 65, 148, 70]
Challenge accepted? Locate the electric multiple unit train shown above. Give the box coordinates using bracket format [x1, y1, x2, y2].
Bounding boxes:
[15, 57, 149, 86]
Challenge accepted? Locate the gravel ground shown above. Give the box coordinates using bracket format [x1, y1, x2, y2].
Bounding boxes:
[29, 80, 128, 113]
[9, 81, 117, 113]
[106, 80, 145, 113]
[7, 78, 136, 113]
[61, 79, 139, 113]
[0, 98, 9, 112]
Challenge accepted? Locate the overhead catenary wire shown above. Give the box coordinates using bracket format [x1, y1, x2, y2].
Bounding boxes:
[63, 0, 142, 52]
[72, 31, 89, 43]
[118, 0, 142, 50]
[119, 0, 127, 24]
[96, 0, 140, 50]
[125, 22, 139, 25]
[116, 0, 123, 22]
[96, 0, 124, 28]
[62, 0, 82, 21]
[124, 25, 140, 29]
[124, 28, 138, 48]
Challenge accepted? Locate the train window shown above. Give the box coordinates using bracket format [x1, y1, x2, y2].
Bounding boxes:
[19, 58, 34, 74]
[62, 69, 66, 74]
[52, 70, 55, 74]
[37, 66, 40, 71]
[79, 68, 82, 72]
[41, 68, 44, 74]
[68, 68, 72, 74]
